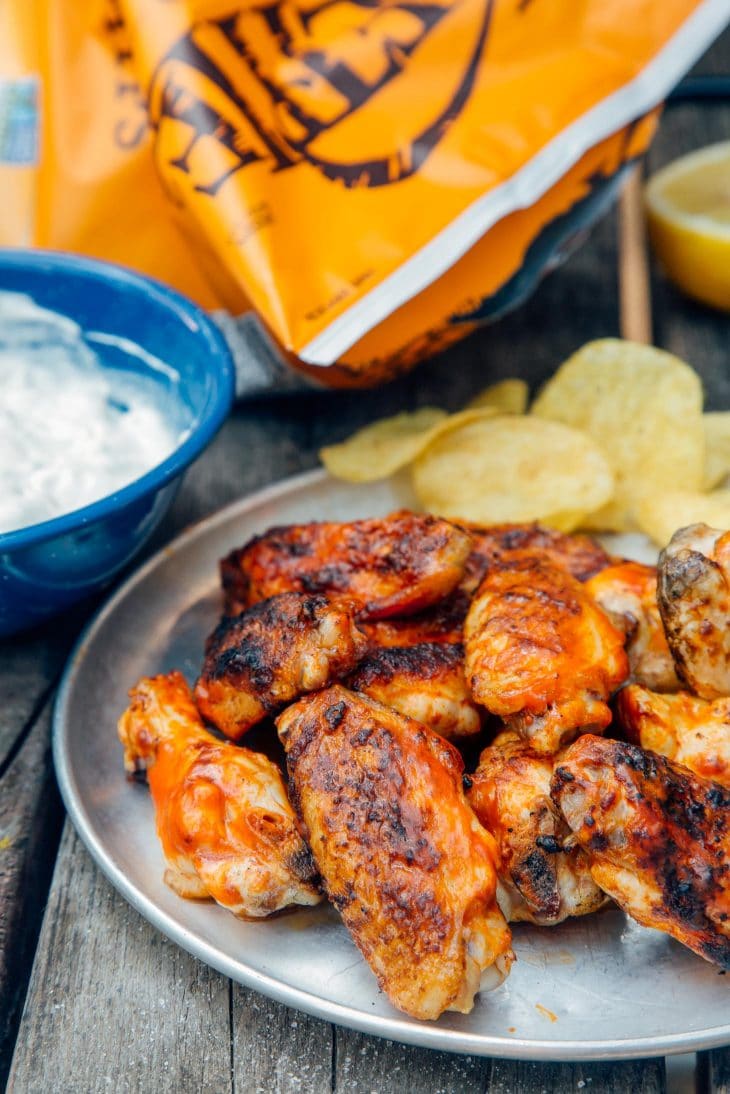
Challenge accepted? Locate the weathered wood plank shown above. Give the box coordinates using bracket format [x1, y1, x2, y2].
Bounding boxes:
[486, 1058, 665, 1093]
[330, 1033, 666, 1093]
[6, 824, 232, 1094]
[231, 985, 333, 1093]
[0, 606, 88, 771]
[701, 1049, 730, 1094]
[333, 1032, 494, 1093]
[0, 701, 64, 1090]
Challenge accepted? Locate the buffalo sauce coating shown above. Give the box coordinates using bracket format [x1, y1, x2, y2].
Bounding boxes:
[464, 559, 628, 753]
[585, 560, 679, 692]
[118, 672, 321, 917]
[552, 735, 730, 968]
[347, 640, 482, 740]
[468, 730, 606, 925]
[220, 512, 472, 619]
[195, 591, 368, 738]
[277, 685, 512, 1020]
[459, 522, 612, 594]
[618, 685, 730, 787]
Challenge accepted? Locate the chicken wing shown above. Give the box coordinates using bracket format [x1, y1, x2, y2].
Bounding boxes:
[221, 512, 472, 619]
[585, 561, 679, 692]
[347, 642, 482, 741]
[460, 522, 611, 595]
[618, 683, 730, 787]
[195, 592, 368, 739]
[117, 672, 322, 917]
[468, 731, 606, 925]
[359, 591, 468, 648]
[657, 523, 730, 699]
[552, 735, 730, 968]
[277, 686, 513, 1020]
[464, 560, 628, 754]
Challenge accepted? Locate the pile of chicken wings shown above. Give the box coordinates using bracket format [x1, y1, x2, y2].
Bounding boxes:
[118, 512, 730, 1020]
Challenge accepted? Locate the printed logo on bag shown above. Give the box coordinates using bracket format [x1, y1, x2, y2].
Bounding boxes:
[148, 0, 493, 194]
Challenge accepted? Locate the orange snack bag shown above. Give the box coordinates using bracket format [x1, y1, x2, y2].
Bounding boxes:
[1, 0, 726, 386]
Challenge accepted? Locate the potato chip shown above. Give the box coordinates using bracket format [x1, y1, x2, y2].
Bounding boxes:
[703, 412, 730, 490]
[411, 415, 614, 530]
[636, 489, 730, 547]
[466, 378, 529, 414]
[320, 407, 447, 482]
[320, 407, 498, 482]
[530, 340, 704, 531]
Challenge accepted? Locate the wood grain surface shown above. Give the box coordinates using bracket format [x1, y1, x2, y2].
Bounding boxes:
[2, 29, 729, 1094]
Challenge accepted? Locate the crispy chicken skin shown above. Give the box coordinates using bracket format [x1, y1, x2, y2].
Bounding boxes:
[468, 731, 606, 925]
[360, 591, 468, 648]
[459, 522, 611, 595]
[552, 735, 730, 968]
[117, 672, 322, 917]
[277, 686, 513, 1020]
[220, 512, 472, 619]
[618, 684, 730, 787]
[464, 560, 629, 754]
[585, 561, 679, 692]
[658, 523, 730, 700]
[195, 592, 368, 739]
[347, 642, 482, 741]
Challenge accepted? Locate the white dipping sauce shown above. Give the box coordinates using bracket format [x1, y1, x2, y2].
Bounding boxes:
[0, 293, 184, 534]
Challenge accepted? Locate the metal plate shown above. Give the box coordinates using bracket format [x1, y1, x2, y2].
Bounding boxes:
[53, 469, 730, 1061]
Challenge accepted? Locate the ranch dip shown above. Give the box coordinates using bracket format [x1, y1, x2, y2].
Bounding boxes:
[0, 293, 183, 534]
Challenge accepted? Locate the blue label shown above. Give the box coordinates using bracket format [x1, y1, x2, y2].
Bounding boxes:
[0, 77, 39, 165]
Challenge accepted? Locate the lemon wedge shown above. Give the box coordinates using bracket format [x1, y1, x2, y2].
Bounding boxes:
[645, 141, 730, 312]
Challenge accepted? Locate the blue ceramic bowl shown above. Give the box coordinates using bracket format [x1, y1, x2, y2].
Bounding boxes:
[0, 250, 235, 637]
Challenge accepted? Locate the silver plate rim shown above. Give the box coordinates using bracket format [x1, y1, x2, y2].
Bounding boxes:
[53, 467, 730, 1062]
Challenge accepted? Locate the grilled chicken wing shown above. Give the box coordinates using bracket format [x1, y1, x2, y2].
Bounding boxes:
[117, 672, 322, 916]
[347, 642, 482, 741]
[658, 523, 730, 699]
[360, 591, 468, 648]
[464, 560, 628, 754]
[552, 735, 730, 968]
[195, 592, 368, 739]
[460, 522, 611, 595]
[221, 512, 472, 619]
[277, 686, 513, 1020]
[468, 731, 606, 925]
[585, 561, 679, 692]
[618, 684, 730, 787]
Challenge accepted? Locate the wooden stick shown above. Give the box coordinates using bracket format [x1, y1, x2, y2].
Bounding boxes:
[618, 166, 653, 344]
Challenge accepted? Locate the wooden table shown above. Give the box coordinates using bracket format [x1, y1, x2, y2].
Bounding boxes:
[2, 34, 729, 1094]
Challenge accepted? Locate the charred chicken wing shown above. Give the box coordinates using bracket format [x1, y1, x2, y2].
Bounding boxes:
[359, 591, 468, 648]
[460, 522, 611, 595]
[117, 672, 322, 916]
[277, 686, 513, 1020]
[220, 512, 472, 619]
[464, 560, 628, 754]
[195, 592, 368, 739]
[552, 735, 730, 968]
[618, 684, 730, 787]
[468, 731, 606, 925]
[585, 561, 679, 692]
[658, 523, 730, 699]
[347, 642, 482, 741]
